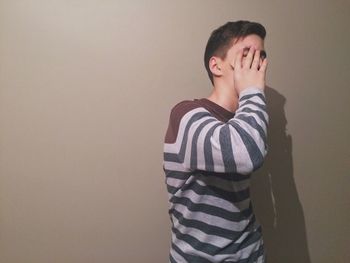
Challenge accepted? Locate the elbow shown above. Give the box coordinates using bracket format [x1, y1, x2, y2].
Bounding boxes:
[252, 158, 264, 172]
[238, 144, 268, 175]
[252, 144, 268, 172]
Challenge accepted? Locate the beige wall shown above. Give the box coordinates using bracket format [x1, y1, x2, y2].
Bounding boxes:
[0, 1, 349, 262]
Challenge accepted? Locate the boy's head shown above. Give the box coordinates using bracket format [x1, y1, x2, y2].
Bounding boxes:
[204, 20, 267, 86]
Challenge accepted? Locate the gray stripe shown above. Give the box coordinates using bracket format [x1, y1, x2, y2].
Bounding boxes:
[171, 241, 212, 263]
[240, 100, 266, 111]
[236, 115, 267, 145]
[170, 247, 187, 263]
[240, 92, 266, 104]
[172, 188, 249, 213]
[219, 125, 237, 173]
[171, 229, 264, 262]
[190, 118, 217, 169]
[204, 122, 222, 171]
[228, 120, 264, 170]
[196, 174, 250, 193]
[240, 107, 268, 128]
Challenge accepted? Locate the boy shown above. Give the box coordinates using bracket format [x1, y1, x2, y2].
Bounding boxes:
[163, 20, 269, 262]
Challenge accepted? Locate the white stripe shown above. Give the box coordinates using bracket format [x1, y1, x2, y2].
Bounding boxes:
[237, 103, 268, 122]
[240, 93, 266, 105]
[238, 87, 264, 98]
[228, 125, 253, 175]
[172, 212, 232, 247]
[172, 187, 250, 213]
[233, 118, 266, 157]
[167, 177, 188, 188]
[196, 120, 219, 171]
[234, 220, 261, 244]
[239, 237, 264, 259]
[172, 234, 217, 261]
[163, 161, 191, 172]
[210, 126, 225, 172]
[257, 254, 265, 263]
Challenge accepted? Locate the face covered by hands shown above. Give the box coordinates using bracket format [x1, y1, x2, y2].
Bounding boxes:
[231, 45, 268, 95]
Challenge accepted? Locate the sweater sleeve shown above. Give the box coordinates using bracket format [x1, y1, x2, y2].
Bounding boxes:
[163, 87, 269, 175]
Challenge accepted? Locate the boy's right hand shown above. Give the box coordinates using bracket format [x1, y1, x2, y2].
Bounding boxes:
[232, 46, 268, 95]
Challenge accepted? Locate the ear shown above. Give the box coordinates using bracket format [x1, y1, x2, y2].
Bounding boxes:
[209, 56, 223, 77]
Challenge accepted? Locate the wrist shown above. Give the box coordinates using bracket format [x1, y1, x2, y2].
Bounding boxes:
[238, 86, 264, 99]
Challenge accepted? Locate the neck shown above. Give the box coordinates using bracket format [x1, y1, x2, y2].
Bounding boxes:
[206, 83, 239, 113]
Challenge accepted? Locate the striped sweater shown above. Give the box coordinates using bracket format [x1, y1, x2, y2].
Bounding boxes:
[163, 87, 269, 263]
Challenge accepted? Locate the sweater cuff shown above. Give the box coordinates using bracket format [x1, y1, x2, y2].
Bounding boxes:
[238, 86, 265, 99]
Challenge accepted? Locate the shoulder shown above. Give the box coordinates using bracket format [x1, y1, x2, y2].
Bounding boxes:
[164, 99, 205, 144]
[169, 99, 203, 118]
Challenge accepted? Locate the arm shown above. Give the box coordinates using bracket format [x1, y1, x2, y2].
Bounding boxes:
[164, 46, 269, 175]
[163, 86, 268, 175]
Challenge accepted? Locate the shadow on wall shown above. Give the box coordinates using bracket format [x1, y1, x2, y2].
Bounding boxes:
[251, 86, 312, 263]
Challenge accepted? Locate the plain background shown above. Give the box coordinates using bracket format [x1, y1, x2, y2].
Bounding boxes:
[0, 1, 349, 262]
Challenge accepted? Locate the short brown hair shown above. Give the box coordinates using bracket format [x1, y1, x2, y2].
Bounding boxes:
[204, 20, 266, 85]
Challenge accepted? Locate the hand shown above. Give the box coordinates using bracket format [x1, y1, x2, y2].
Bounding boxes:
[232, 46, 268, 95]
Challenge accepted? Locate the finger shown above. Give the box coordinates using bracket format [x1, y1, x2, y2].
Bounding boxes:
[258, 57, 268, 73]
[243, 46, 255, 69]
[257, 57, 262, 70]
[242, 47, 250, 57]
[258, 51, 265, 70]
[251, 49, 260, 70]
[234, 48, 243, 70]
